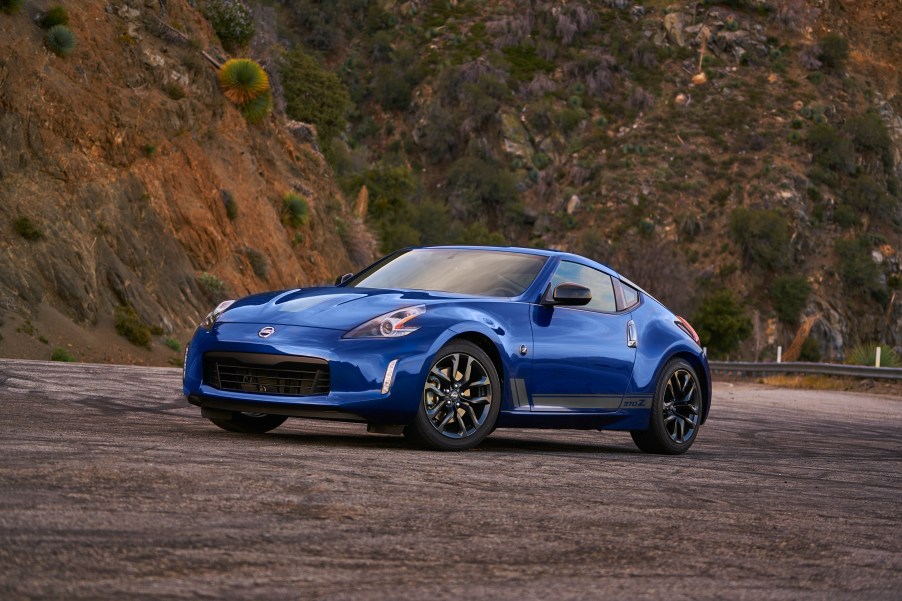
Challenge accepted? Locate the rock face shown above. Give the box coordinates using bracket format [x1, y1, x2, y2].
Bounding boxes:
[0, 0, 373, 336]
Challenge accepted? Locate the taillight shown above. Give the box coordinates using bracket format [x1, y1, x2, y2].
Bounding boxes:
[675, 316, 700, 346]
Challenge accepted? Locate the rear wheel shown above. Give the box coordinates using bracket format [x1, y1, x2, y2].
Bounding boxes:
[405, 340, 500, 451]
[207, 411, 287, 434]
[630, 359, 702, 455]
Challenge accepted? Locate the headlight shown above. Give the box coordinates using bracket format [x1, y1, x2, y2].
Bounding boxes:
[200, 300, 235, 331]
[344, 305, 425, 338]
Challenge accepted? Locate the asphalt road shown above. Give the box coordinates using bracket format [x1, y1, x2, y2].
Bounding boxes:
[1, 359, 900, 600]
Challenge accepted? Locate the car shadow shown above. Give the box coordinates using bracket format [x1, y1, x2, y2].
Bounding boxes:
[196, 426, 640, 455]
[479, 435, 641, 455]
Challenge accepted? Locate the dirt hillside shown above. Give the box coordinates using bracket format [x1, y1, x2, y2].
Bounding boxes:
[0, 0, 374, 364]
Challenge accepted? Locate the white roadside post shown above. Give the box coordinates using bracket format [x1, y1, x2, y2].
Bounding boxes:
[876, 346, 882, 368]
[777, 346, 782, 364]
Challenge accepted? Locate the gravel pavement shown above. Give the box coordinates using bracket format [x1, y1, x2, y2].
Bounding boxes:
[1, 359, 900, 600]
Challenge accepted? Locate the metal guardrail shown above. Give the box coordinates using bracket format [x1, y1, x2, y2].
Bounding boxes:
[709, 361, 902, 381]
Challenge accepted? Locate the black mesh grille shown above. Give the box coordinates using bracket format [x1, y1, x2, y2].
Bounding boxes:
[203, 352, 329, 396]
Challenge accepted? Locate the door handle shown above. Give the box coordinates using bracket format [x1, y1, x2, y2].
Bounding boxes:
[627, 320, 637, 348]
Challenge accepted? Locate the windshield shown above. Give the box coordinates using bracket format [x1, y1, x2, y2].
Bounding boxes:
[345, 249, 548, 297]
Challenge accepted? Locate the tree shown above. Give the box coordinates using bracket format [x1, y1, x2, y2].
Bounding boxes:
[769, 275, 810, 326]
[281, 49, 352, 141]
[818, 33, 849, 71]
[729, 208, 791, 271]
[692, 289, 753, 359]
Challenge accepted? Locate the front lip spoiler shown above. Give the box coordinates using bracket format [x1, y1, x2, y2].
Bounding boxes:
[188, 395, 366, 423]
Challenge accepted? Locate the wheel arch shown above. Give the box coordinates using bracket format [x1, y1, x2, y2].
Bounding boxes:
[665, 351, 711, 425]
[448, 331, 506, 386]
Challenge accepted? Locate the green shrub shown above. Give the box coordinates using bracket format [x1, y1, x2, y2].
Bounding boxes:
[201, 0, 255, 50]
[807, 124, 855, 174]
[281, 49, 351, 141]
[222, 190, 238, 220]
[50, 347, 76, 362]
[283, 192, 310, 227]
[197, 272, 227, 302]
[218, 58, 269, 105]
[114, 305, 152, 349]
[164, 338, 181, 352]
[678, 214, 702, 239]
[769, 275, 810, 325]
[454, 221, 508, 246]
[241, 90, 272, 124]
[13, 216, 43, 240]
[798, 337, 821, 362]
[164, 81, 185, 100]
[40, 5, 68, 28]
[818, 33, 849, 71]
[445, 156, 520, 224]
[729, 208, 791, 271]
[847, 111, 893, 168]
[142, 144, 157, 157]
[372, 64, 412, 111]
[845, 343, 902, 368]
[341, 165, 423, 253]
[845, 175, 891, 218]
[45, 25, 76, 57]
[502, 45, 554, 82]
[834, 237, 885, 303]
[555, 107, 586, 134]
[692, 289, 753, 359]
[532, 152, 551, 170]
[243, 247, 268, 280]
[833, 204, 858, 228]
[0, 0, 23, 14]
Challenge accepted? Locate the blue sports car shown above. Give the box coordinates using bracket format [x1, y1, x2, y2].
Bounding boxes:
[184, 246, 711, 454]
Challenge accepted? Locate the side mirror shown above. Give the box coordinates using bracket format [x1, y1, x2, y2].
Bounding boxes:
[542, 282, 592, 306]
[334, 273, 353, 286]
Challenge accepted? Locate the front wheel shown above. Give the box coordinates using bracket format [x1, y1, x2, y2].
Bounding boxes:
[630, 359, 702, 455]
[207, 411, 287, 434]
[404, 340, 501, 451]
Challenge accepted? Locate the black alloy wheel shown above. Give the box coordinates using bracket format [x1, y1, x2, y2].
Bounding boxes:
[405, 340, 500, 451]
[631, 358, 702, 455]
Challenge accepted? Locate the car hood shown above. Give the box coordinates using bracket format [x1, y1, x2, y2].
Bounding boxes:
[217, 287, 462, 330]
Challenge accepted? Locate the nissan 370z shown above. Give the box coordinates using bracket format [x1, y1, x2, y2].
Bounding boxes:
[183, 246, 711, 453]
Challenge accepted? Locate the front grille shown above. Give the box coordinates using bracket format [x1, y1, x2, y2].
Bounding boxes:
[203, 352, 329, 396]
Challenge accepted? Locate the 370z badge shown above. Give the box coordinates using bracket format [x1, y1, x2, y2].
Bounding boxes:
[257, 326, 275, 338]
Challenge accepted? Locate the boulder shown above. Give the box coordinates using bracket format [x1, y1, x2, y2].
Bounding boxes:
[663, 12, 686, 47]
[501, 112, 532, 159]
[566, 195, 581, 215]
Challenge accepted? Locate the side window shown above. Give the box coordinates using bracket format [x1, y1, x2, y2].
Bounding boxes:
[621, 281, 640, 310]
[550, 261, 617, 313]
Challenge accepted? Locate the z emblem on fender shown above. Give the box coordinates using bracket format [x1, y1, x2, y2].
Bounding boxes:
[258, 326, 275, 338]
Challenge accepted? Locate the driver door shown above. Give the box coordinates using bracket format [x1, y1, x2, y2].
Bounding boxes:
[529, 261, 636, 411]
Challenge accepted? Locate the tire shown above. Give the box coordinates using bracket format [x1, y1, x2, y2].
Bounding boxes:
[404, 340, 501, 451]
[207, 412, 287, 434]
[630, 358, 702, 455]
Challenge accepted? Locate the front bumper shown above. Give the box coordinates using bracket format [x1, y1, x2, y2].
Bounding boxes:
[183, 322, 434, 424]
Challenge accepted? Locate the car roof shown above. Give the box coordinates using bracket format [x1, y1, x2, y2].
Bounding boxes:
[419, 245, 623, 278]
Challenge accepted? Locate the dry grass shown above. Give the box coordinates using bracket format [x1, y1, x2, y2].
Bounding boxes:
[761, 375, 855, 391]
[759, 374, 902, 396]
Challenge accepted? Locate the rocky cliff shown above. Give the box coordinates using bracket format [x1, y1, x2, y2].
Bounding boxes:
[269, 0, 902, 362]
[0, 0, 374, 364]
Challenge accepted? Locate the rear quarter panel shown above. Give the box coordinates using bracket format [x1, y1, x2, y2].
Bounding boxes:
[628, 297, 712, 423]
